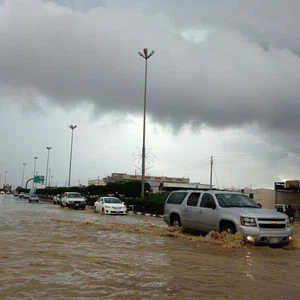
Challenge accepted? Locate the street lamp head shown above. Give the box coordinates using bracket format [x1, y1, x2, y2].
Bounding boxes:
[139, 49, 155, 59]
[47, 146, 52, 151]
[69, 125, 77, 130]
[34, 157, 38, 160]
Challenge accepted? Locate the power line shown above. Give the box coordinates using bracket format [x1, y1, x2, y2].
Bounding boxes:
[156, 157, 211, 176]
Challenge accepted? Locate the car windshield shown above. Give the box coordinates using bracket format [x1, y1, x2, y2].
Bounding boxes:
[215, 193, 259, 208]
[68, 193, 81, 198]
[104, 198, 122, 204]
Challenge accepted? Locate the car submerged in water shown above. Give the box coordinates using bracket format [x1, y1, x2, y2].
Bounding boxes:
[94, 197, 127, 215]
[61, 192, 86, 209]
[28, 188, 39, 203]
[163, 190, 293, 246]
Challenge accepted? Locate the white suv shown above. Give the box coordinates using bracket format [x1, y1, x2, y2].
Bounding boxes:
[61, 192, 86, 209]
[163, 190, 292, 246]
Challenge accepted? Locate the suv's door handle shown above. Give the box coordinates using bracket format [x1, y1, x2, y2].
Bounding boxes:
[198, 210, 203, 213]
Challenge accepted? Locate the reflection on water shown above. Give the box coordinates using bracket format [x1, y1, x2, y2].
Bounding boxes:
[245, 251, 254, 280]
[1, 195, 300, 300]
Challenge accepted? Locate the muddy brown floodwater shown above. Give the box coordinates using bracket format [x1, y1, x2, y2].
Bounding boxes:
[1, 195, 300, 300]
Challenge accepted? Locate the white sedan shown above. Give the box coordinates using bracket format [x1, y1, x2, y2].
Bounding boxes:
[28, 194, 39, 202]
[94, 197, 127, 215]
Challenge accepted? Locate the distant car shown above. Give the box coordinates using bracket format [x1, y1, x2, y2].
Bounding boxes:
[29, 194, 39, 202]
[24, 193, 30, 199]
[13, 192, 19, 197]
[61, 192, 86, 209]
[94, 197, 127, 215]
[19, 192, 25, 198]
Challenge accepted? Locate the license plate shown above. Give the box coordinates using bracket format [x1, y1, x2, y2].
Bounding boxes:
[75, 204, 79, 206]
[270, 237, 280, 244]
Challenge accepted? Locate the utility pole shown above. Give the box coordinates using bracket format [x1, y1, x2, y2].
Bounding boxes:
[210, 156, 213, 189]
[68, 125, 77, 187]
[21, 163, 26, 188]
[48, 168, 51, 187]
[45, 147, 52, 188]
[138, 48, 155, 198]
[33, 157, 38, 188]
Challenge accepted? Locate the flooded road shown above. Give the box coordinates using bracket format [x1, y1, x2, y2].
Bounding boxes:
[1, 194, 300, 300]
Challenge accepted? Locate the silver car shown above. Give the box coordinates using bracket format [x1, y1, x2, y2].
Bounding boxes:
[163, 190, 293, 246]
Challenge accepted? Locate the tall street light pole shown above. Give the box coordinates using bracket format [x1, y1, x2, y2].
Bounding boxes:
[33, 157, 38, 188]
[45, 147, 52, 188]
[21, 163, 26, 188]
[68, 125, 77, 187]
[4, 171, 7, 185]
[138, 48, 155, 198]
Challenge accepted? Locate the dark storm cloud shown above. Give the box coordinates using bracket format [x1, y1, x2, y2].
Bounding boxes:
[1, 0, 300, 133]
[45, 0, 106, 12]
[144, 0, 300, 53]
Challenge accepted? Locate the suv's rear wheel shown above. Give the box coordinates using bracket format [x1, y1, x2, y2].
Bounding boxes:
[171, 215, 182, 227]
[220, 222, 236, 234]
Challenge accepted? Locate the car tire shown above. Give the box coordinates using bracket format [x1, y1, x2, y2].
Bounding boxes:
[220, 222, 236, 234]
[60, 202, 64, 207]
[102, 208, 105, 214]
[171, 215, 182, 227]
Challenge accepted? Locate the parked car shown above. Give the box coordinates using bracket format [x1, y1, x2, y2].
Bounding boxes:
[61, 192, 86, 209]
[163, 190, 292, 246]
[94, 197, 127, 215]
[13, 192, 19, 197]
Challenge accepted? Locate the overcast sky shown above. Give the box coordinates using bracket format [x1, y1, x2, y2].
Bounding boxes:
[1, 0, 300, 190]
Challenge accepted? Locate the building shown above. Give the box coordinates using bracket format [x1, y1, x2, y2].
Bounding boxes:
[103, 173, 190, 184]
[88, 178, 106, 186]
[88, 172, 211, 193]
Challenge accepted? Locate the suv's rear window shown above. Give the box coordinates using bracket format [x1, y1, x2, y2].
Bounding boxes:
[166, 192, 188, 204]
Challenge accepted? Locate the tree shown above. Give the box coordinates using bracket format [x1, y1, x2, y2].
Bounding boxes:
[123, 180, 150, 198]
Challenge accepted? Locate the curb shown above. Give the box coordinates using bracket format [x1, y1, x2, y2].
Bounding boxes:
[131, 211, 163, 218]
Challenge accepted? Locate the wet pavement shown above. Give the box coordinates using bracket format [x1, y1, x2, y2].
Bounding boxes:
[0, 194, 300, 299]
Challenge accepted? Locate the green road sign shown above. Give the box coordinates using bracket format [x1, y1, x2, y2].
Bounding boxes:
[34, 175, 45, 184]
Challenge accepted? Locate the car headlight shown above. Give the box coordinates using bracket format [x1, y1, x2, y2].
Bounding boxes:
[240, 217, 257, 227]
